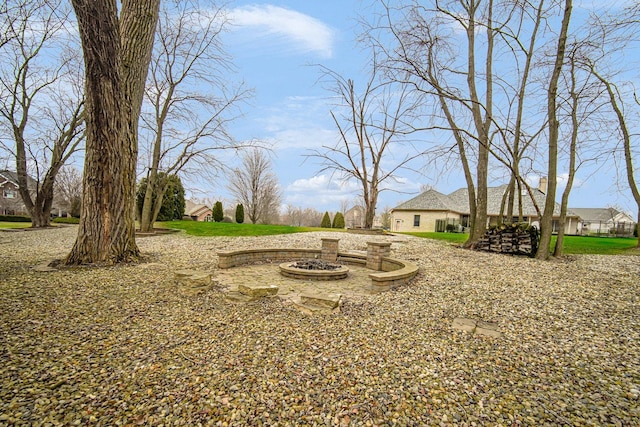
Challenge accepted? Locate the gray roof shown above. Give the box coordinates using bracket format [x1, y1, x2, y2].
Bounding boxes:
[394, 185, 576, 218]
[0, 170, 37, 188]
[393, 188, 463, 212]
[569, 207, 624, 222]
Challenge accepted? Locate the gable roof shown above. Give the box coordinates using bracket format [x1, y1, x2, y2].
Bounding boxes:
[393, 185, 577, 218]
[393, 188, 464, 213]
[0, 170, 37, 188]
[185, 200, 211, 217]
[569, 207, 633, 222]
[0, 170, 19, 186]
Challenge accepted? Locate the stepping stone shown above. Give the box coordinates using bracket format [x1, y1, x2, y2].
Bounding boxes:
[225, 291, 255, 304]
[452, 317, 502, 338]
[300, 292, 341, 309]
[174, 270, 212, 294]
[33, 264, 57, 272]
[475, 320, 501, 337]
[452, 317, 478, 333]
[32, 259, 61, 272]
[238, 283, 279, 298]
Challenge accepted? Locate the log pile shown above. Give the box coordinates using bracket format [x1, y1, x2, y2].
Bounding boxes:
[474, 224, 539, 257]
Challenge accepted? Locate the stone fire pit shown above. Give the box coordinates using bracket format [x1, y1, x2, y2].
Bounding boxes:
[279, 259, 350, 281]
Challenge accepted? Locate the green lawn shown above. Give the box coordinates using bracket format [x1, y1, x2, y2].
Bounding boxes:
[0, 221, 32, 229]
[159, 220, 336, 237]
[404, 232, 469, 244]
[551, 235, 639, 255]
[403, 232, 639, 255]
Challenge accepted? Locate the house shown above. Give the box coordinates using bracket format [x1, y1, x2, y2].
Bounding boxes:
[391, 181, 580, 234]
[1, 169, 69, 217]
[570, 207, 636, 236]
[344, 206, 365, 228]
[184, 200, 212, 222]
[0, 170, 30, 216]
[344, 205, 382, 229]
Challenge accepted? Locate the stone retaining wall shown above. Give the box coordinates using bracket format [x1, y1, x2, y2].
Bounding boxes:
[217, 240, 418, 293]
[217, 248, 319, 269]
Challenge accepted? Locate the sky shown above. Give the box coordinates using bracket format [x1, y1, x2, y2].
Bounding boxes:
[192, 0, 638, 215]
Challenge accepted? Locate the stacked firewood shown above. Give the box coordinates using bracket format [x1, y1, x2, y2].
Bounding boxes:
[474, 223, 539, 256]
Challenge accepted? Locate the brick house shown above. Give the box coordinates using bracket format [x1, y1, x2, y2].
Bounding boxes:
[184, 200, 212, 221]
[0, 170, 31, 216]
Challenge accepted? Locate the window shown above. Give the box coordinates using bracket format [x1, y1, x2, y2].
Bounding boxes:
[413, 215, 420, 227]
[3, 189, 16, 199]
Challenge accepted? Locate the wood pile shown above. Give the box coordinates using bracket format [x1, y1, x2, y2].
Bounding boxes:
[474, 224, 539, 256]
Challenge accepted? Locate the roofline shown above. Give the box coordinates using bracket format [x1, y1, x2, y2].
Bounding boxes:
[391, 207, 579, 219]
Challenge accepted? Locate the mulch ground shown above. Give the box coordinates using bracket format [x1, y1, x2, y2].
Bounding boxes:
[1, 227, 638, 426]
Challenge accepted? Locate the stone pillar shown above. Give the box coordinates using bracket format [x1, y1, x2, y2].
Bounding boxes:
[366, 241, 391, 271]
[321, 238, 339, 262]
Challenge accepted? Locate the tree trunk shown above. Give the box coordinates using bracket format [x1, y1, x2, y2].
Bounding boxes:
[14, 121, 58, 228]
[537, 0, 572, 260]
[553, 58, 580, 257]
[139, 75, 172, 233]
[464, 0, 491, 248]
[66, 0, 159, 264]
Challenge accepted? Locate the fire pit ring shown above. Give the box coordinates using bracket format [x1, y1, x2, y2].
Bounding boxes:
[279, 259, 349, 281]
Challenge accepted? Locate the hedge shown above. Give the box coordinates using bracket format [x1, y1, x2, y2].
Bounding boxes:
[52, 217, 80, 224]
[0, 215, 31, 222]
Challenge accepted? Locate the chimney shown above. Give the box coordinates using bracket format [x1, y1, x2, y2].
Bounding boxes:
[538, 176, 548, 194]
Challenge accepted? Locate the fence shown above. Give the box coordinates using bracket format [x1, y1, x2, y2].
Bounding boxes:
[435, 218, 462, 233]
[580, 221, 636, 237]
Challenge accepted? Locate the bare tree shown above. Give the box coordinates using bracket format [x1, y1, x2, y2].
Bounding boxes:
[582, 1, 640, 248]
[308, 57, 425, 229]
[66, 0, 160, 264]
[372, 0, 503, 245]
[137, 0, 251, 232]
[0, 0, 84, 227]
[587, 71, 640, 247]
[551, 42, 607, 256]
[54, 165, 83, 217]
[227, 148, 282, 224]
[537, 0, 573, 260]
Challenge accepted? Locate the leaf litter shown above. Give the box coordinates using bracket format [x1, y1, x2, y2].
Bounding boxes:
[0, 227, 638, 425]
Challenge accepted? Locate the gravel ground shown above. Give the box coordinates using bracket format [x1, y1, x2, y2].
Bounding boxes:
[0, 226, 638, 426]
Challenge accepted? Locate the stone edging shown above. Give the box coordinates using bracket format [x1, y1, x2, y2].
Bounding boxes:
[217, 243, 419, 293]
[369, 258, 419, 294]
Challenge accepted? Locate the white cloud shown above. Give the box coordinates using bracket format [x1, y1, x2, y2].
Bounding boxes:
[284, 174, 360, 207]
[258, 95, 338, 150]
[229, 5, 335, 58]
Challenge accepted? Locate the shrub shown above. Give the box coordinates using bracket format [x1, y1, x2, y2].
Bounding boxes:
[136, 173, 185, 221]
[235, 204, 245, 224]
[321, 211, 331, 228]
[332, 211, 345, 229]
[445, 223, 456, 233]
[53, 217, 80, 224]
[0, 215, 31, 222]
[212, 201, 224, 222]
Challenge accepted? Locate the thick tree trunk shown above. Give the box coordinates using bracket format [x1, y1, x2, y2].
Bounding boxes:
[15, 135, 57, 228]
[364, 187, 378, 229]
[66, 0, 159, 264]
[30, 175, 56, 227]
